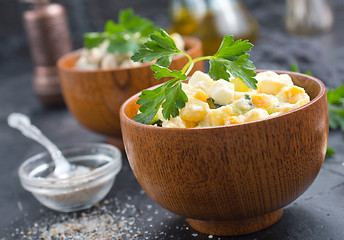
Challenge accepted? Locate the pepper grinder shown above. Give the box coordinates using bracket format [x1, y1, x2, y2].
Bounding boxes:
[22, 0, 72, 107]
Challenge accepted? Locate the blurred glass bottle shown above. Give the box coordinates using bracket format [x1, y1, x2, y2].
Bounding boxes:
[169, 0, 258, 55]
[285, 0, 333, 35]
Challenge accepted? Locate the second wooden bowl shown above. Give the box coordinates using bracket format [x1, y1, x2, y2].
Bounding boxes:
[57, 37, 203, 150]
[120, 71, 328, 236]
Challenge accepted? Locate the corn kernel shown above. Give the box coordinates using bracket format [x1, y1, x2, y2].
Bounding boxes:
[225, 116, 245, 125]
[208, 105, 233, 126]
[251, 93, 278, 109]
[194, 89, 208, 102]
[251, 94, 271, 108]
[184, 120, 198, 128]
[180, 97, 208, 122]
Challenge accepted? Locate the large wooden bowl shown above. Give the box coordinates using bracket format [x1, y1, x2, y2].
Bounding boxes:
[57, 37, 203, 149]
[120, 71, 328, 236]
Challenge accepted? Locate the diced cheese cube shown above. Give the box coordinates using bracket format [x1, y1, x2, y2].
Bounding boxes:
[251, 93, 279, 109]
[255, 71, 278, 81]
[180, 97, 209, 122]
[256, 72, 293, 95]
[181, 83, 193, 91]
[277, 74, 294, 86]
[277, 103, 298, 114]
[289, 90, 309, 104]
[209, 79, 235, 105]
[188, 71, 214, 86]
[208, 105, 233, 126]
[277, 97, 309, 114]
[243, 108, 269, 122]
[162, 116, 186, 128]
[276, 86, 309, 104]
[257, 79, 291, 95]
[188, 71, 214, 94]
[296, 97, 310, 107]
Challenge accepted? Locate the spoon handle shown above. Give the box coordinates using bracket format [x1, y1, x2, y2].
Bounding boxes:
[7, 113, 70, 172]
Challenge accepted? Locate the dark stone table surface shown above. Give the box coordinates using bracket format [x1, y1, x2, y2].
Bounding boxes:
[1, 1, 344, 239]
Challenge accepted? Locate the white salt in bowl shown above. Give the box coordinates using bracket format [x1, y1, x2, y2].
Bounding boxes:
[18, 143, 122, 212]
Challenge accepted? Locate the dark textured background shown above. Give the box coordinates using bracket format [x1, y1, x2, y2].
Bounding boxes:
[1, 0, 343, 87]
[1, 1, 344, 239]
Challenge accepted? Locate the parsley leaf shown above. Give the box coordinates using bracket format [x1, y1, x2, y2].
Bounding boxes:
[327, 85, 344, 105]
[290, 63, 300, 73]
[134, 78, 188, 124]
[135, 84, 167, 125]
[326, 147, 336, 157]
[132, 30, 257, 124]
[162, 80, 188, 119]
[84, 33, 104, 49]
[133, 65, 187, 123]
[150, 64, 186, 80]
[84, 8, 158, 54]
[290, 62, 313, 76]
[327, 84, 344, 131]
[209, 36, 257, 89]
[132, 29, 182, 67]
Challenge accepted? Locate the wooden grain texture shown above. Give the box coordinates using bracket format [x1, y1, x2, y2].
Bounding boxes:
[120, 71, 329, 236]
[57, 37, 203, 150]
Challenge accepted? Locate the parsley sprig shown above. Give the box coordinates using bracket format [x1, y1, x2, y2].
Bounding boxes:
[327, 84, 344, 131]
[290, 63, 344, 131]
[84, 9, 158, 54]
[132, 29, 257, 124]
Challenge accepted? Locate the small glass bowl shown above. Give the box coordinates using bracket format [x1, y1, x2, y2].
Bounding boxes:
[18, 143, 122, 212]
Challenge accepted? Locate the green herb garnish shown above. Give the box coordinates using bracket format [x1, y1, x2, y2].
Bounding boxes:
[207, 98, 222, 109]
[290, 62, 344, 156]
[290, 62, 313, 76]
[326, 147, 336, 157]
[327, 84, 344, 131]
[84, 9, 158, 54]
[326, 85, 344, 157]
[132, 30, 257, 124]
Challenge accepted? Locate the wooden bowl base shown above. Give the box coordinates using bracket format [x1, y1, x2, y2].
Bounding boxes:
[107, 136, 124, 152]
[187, 208, 284, 236]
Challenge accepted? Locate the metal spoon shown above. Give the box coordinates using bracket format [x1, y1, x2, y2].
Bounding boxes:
[7, 113, 90, 179]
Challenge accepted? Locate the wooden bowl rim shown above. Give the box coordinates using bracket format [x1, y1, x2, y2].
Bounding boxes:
[57, 36, 202, 73]
[120, 70, 327, 131]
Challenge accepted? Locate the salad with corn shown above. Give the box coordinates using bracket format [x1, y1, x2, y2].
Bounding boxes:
[151, 70, 310, 128]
